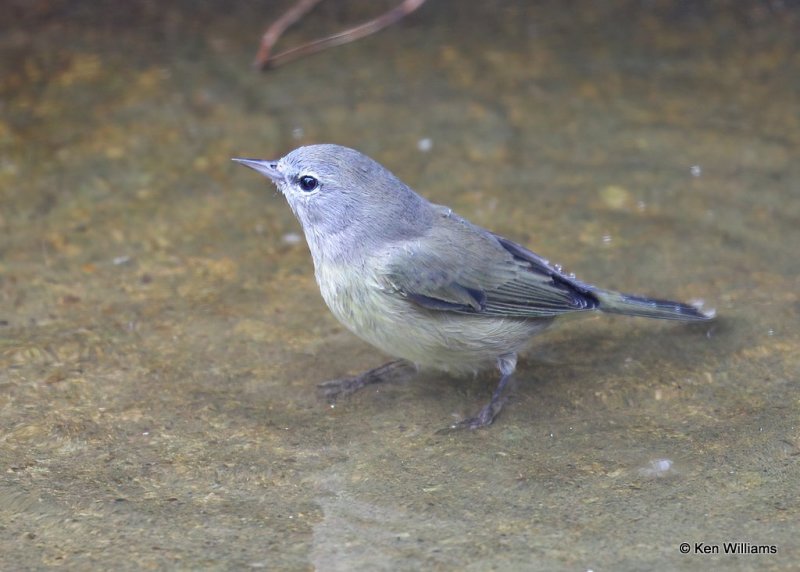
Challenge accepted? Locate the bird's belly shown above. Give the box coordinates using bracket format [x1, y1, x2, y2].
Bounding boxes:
[315, 263, 549, 373]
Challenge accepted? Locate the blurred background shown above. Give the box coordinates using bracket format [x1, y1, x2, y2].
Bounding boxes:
[1, 1, 798, 569]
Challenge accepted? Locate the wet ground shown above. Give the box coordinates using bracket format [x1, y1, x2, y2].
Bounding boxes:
[1, 1, 798, 570]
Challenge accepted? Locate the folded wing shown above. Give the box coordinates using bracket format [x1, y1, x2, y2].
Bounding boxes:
[380, 210, 598, 318]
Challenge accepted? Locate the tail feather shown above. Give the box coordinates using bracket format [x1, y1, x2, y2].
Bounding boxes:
[595, 290, 715, 321]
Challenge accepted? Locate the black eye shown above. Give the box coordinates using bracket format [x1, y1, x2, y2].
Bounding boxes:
[298, 175, 319, 192]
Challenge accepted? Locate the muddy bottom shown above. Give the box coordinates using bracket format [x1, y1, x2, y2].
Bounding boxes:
[1, 1, 798, 570]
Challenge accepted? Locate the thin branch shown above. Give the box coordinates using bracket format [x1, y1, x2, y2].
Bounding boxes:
[255, 0, 428, 70]
[255, 0, 324, 69]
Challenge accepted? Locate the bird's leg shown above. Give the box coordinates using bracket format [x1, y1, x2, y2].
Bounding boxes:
[317, 359, 417, 401]
[445, 353, 518, 431]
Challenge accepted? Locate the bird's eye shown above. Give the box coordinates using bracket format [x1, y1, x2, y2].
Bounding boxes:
[298, 175, 319, 192]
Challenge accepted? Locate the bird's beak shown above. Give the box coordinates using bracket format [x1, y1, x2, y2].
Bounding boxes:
[232, 158, 284, 183]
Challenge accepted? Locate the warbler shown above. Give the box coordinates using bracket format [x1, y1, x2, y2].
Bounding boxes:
[234, 145, 713, 429]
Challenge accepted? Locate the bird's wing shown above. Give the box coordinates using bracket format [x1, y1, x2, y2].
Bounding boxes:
[379, 209, 598, 318]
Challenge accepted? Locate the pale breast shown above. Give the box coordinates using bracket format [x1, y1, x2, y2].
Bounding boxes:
[314, 260, 550, 373]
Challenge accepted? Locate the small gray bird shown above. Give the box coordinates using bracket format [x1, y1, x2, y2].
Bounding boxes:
[234, 144, 714, 429]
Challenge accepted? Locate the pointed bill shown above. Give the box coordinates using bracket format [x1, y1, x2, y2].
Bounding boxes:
[232, 158, 283, 182]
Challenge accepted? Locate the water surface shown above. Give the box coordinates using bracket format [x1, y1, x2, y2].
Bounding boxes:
[1, 1, 798, 570]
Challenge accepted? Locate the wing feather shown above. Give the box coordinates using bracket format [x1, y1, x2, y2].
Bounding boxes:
[379, 209, 598, 318]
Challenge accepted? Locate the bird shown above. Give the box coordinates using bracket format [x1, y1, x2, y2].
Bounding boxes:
[233, 144, 714, 429]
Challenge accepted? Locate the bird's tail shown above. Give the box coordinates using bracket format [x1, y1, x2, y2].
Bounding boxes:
[594, 289, 715, 321]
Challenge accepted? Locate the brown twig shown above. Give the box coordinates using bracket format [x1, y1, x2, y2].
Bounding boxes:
[255, 0, 428, 70]
[255, 0, 324, 68]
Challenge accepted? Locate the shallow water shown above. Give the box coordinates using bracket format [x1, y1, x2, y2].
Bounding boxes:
[1, 1, 798, 570]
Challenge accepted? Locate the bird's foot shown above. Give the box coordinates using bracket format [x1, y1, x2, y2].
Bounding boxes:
[437, 396, 508, 433]
[317, 375, 369, 400]
[317, 359, 415, 402]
